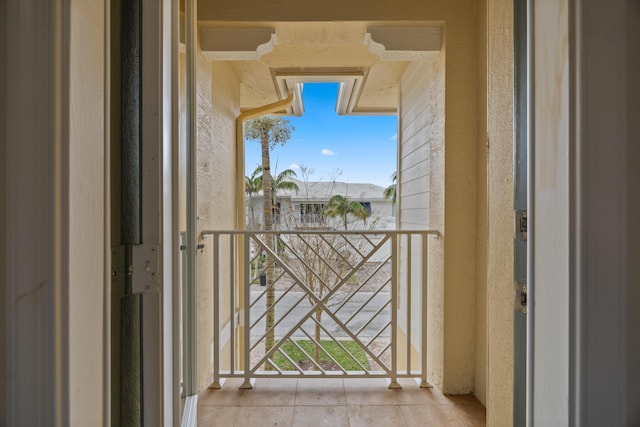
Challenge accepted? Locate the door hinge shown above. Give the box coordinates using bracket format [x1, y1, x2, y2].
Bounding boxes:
[515, 209, 527, 240]
[515, 282, 527, 314]
[132, 243, 160, 293]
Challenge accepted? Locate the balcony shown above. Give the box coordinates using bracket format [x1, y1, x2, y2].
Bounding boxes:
[197, 377, 485, 426]
[199, 229, 438, 389]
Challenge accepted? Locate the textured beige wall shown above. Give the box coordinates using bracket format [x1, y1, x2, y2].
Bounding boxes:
[385, 0, 477, 395]
[440, 9, 479, 397]
[196, 55, 241, 390]
[196, 49, 216, 389]
[485, 0, 514, 424]
[474, 0, 489, 407]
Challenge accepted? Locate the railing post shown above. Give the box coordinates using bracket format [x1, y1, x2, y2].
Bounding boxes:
[240, 233, 253, 389]
[210, 233, 221, 389]
[389, 232, 401, 389]
[421, 232, 431, 388]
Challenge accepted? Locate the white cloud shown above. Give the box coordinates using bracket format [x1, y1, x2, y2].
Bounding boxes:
[321, 148, 335, 156]
[289, 163, 300, 170]
[390, 133, 398, 141]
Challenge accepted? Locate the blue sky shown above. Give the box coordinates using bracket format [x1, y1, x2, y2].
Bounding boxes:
[245, 83, 398, 188]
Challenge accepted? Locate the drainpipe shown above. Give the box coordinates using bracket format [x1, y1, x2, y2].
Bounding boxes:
[235, 93, 295, 230]
[226, 94, 294, 385]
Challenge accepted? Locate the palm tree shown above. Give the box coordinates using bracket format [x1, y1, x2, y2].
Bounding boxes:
[245, 165, 263, 228]
[269, 168, 299, 218]
[383, 171, 397, 204]
[323, 194, 370, 230]
[244, 116, 295, 362]
[252, 167, 299, 222]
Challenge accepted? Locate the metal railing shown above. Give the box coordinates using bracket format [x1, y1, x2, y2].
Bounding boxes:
[199, 229, 438, 389]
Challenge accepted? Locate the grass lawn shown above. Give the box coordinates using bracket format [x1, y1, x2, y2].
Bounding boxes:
[272, 339, 370, 371]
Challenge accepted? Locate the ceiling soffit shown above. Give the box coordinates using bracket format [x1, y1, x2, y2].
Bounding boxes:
[198, 23, 442, 114]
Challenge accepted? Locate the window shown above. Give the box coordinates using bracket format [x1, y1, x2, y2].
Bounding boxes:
[300, 203, 324, 223]
[361, 202, 371, 215]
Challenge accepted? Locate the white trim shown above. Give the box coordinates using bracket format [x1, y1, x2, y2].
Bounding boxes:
[180, 395, 198, 427]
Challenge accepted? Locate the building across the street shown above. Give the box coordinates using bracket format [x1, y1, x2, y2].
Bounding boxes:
[246, 178, 396, 230]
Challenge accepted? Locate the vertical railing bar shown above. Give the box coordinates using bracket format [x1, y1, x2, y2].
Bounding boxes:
[211, 233, 221, 388]
[421, 232, 430, 388]
[230, 233, 236, 375]
[241, 234, 252, 389]
[389, 233, 400, 389]
[407, 233, 412, 374]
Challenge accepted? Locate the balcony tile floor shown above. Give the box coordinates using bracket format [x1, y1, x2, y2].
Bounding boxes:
[197, 377, 485, 426]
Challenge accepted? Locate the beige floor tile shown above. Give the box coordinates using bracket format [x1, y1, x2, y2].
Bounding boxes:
[292, 406, 350, 427]
[343, 378, 389, 390]
[295, 378, 345, 406]
[197, 405, 242, 426]
[242, 378, 298, 406]
[448, 395, 487, 426]
[196, 378, 485, 427]
[400, 404, 469, 426]
[343, 378, 398, 405]
[392, 380, 454, 406]
[198, 378, 249, 406]
[235, 406, 295, 427]
[347, 405, 408, 427]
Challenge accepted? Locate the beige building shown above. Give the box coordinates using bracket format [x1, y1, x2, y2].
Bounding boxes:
[1, 0, 638, 426]
[246, 179, 395, 229]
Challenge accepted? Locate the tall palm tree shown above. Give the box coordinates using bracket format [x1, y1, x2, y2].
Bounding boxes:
[383, 171, 397, 204]
[245, 165, 263, 227]
[244, 116, 294, 362]
[323, 194, 370, 230]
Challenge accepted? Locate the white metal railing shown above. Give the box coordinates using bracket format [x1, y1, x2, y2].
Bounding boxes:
[199, 229, 438, 389]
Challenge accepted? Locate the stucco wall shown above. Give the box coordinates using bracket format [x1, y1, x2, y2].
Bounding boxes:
[389, 2, 478, 397]
[474, 0, 488, 407]
[196, 54, 240, 390]
[195, 50, 215, 390]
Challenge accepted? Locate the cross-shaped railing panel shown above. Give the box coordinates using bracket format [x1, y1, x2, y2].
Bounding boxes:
[200, 229, 437, 389]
